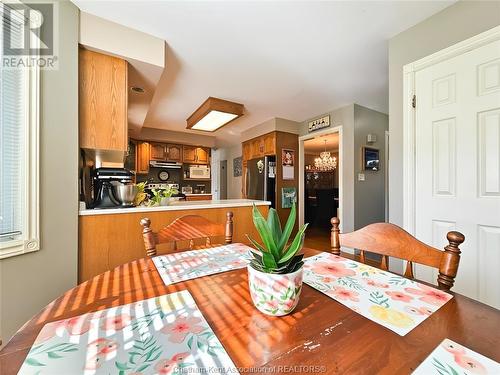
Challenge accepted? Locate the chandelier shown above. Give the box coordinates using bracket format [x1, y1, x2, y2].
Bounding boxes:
[314, 140, 337, 171]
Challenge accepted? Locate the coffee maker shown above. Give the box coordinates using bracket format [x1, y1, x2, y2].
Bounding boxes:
[91, 168, 134, 209]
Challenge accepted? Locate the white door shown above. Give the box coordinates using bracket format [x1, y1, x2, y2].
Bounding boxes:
[414, 38, 500, 308]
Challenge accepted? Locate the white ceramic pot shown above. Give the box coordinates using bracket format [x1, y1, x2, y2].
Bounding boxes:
[247, 265, 303, 316]
[160, 197, 172, 206]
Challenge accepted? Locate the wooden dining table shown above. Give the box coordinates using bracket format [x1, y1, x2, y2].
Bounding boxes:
[1, 247, 499, 374]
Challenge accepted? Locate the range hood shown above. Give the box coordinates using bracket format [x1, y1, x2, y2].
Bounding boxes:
[149, 161, 182, 169]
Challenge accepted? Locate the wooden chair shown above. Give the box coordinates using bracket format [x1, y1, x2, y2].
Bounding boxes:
[140, 212, 233, 257]
[330, 217, 465, 291]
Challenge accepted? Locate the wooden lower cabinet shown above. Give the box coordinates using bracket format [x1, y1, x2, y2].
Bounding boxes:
[185, 195, 212, 201]
[78, 205, 269, 282]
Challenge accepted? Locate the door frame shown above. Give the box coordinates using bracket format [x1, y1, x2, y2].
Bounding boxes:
[298, 126, 343, 229]
[402, 25, 500, 234]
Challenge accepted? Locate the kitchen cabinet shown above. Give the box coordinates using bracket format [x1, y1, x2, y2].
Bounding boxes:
[263, 132, 276, 155]
[183, 146, 197, 163]
[183, 146, 210, 164]
[78, 204, 269, 282]
[196, 147, 210, 164]
[243, 131, 277, 161]
[136, 141, 150, 174]
[185, 194, 212, 201]
[150, 143, 167, 161]
[243, 142, 251, 161]
[166, 144, 182, 162]
[79, 48, 128, 151]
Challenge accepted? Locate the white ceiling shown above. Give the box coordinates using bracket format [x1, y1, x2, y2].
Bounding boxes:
[73, 1, 453, 146]
[304, 132, 339, 153]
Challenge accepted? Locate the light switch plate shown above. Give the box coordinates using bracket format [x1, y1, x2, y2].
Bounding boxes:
[358, 173, 365, 181]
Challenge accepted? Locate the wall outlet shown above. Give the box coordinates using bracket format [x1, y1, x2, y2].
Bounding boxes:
[358, 173, 365, 181]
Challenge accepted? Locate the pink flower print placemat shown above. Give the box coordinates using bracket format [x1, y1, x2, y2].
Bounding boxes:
[18, 290, 239, 375]
[152, 243, 253, 286]
[303, 252, 453, 336]
[413, 339, 500, 374]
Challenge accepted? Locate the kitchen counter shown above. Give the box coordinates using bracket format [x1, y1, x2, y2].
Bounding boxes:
[79, 199, 270, 281]
[79, 199, 270, 216]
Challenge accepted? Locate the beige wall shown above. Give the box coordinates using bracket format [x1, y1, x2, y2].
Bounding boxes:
[0, 0, 79, 343]
[240, 117, 300, 142]
[215, 144, 243, 199]
[353, 104, 388, 229]
[388, 1, 500, 226]
[226, 145, 243, 199]
[79, 11, 164, 68]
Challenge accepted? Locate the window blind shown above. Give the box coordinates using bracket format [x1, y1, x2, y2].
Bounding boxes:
[0, 5, 26, 240]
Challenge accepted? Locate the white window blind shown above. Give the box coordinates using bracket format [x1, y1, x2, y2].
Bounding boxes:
[0, 5, 26, 241]
[0, 3, 39, 258]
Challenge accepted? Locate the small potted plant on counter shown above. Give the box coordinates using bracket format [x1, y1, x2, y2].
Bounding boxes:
[246, 203, 308, 316]
[148, 186, 179, 206]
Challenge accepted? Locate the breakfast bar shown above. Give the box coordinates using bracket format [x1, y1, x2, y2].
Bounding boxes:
[78, 199, 270, 282]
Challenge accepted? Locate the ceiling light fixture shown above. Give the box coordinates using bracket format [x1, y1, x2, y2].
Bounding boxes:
[314, 140, 337, 171]
[186, 97, 244, 132]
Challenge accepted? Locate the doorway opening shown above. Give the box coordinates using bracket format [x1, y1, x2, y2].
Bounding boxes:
[299, 127, 342, 250]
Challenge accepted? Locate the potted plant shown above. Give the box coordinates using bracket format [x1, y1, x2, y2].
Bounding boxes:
[148, 186, 179, 206]
[246, 203, 308, 316]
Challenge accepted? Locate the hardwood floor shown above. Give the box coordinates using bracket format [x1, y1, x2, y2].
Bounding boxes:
[304, 226, 331, 251]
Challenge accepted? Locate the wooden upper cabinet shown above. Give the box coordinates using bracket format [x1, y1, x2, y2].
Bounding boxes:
[242, 132, 277, 161]
[150, 143, 167, 161]
[166, 144, 182, 162]
[263, 132, 276, 155]
[183, 146, 210, 164]
[183, 146, 197, 163]
[196, 147, 209, 164]
[136, 142, 150, 174]
[243, 142, 251, 161]
[79, 48, 128, 151]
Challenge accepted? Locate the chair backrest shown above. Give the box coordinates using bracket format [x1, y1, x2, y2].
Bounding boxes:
[330, 217, 465, 291]
[140, 212, 233, 257]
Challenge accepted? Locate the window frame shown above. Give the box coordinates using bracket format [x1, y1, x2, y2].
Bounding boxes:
[0, 10, 40, 259]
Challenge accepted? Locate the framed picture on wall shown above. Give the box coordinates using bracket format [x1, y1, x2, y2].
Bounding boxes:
[362, 147, 380, 171]
[281, 187, 297, 208]
[233, 156, 242, 177]
[282, 149, 295, 180]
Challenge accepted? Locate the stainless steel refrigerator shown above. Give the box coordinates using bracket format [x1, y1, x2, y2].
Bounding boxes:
[245, 156, 276, 207]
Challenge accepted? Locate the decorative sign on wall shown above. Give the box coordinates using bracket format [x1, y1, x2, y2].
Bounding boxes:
[282, 187, 297, 208]
[308, 115, 331, 132]
[282, 149, 295, 180]
[233, 156, 242, 177]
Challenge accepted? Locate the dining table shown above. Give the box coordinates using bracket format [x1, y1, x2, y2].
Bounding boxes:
[1, 247, 499, 374]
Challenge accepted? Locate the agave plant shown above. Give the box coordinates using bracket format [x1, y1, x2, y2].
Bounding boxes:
[247, 203, 308, 274]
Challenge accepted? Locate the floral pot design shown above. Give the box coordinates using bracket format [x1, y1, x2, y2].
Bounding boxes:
[247, 265, 303, 316]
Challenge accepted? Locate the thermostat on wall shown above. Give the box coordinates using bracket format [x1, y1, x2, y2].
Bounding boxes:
[367, 134, 377, 144]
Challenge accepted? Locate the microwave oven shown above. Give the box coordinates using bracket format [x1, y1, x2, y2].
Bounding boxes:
[189, 165, 210, 179]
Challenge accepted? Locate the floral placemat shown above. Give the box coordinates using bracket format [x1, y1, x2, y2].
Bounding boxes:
[152, 243, 253, 286]
[303, 252, 453, 336]
[18, 290, 238, 375]
[413, 338, 500, 374]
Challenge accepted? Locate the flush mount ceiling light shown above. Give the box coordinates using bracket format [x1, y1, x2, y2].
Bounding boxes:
[186, 97, 244, 132]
